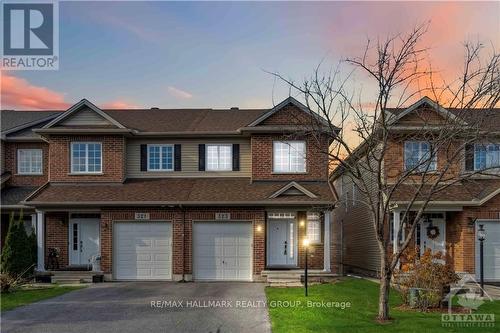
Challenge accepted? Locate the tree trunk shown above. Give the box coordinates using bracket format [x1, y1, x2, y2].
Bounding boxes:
[378, 263, 392, 321]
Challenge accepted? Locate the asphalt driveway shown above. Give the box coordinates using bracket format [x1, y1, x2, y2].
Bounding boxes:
[1, 282, 271, 333]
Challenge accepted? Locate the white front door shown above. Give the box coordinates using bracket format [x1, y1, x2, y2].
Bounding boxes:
[420, 218, 446, 256]
[475, 220, 500, 282]
[69, 218, 100, 266]
[267, 219, 296, 266]
[193, 222, 252, 281]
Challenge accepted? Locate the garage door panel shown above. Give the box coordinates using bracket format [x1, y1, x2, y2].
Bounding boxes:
[193, 222, 252, 281]
[476, 221, 500, 282]
[114, 222, 172, 280]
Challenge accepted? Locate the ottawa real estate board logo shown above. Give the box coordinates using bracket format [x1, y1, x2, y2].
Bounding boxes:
[2, 1, 59, 70]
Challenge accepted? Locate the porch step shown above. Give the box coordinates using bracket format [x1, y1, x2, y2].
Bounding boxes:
[49, 271, 101, 284]
[262, 269, 338, 287]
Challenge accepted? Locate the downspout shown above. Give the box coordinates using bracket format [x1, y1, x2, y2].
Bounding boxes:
[179, 204, 187, 283]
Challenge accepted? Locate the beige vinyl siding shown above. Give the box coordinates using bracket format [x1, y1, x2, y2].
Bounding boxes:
[60, 107, 112, 126]
[332, 158, 381, 276]
[126, 138, 251, 178]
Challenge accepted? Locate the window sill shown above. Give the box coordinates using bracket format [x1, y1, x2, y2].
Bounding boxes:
[146, 170, 174, 172]
[68, 172, 103, 176]
[205, 170, 234, 172]
[271, 172, 308, 175]
[15, 173, 43, 176]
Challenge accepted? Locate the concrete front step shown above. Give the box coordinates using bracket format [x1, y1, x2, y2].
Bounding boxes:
[49, 271, 102, 284]
[268, 282, 303, 287]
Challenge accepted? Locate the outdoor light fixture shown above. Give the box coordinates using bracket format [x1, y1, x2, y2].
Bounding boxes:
[300, 219, 305, 227]
[303, 238, 310, 296]
[478, 224, 486, 296]
[256, 225, 262, 232]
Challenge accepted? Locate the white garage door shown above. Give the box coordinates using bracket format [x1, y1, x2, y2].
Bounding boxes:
[476, 220, 500, 282]
[193, 222, 252, 281]
[114, 222, 172, 280]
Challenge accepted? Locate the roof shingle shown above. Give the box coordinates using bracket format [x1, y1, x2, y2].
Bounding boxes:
[26, 178, 334, 206]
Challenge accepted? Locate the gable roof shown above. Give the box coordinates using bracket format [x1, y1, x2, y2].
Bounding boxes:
[247, 96, 331, 127]
[386, 96, 468, 126]
[3, 97, 336, 135]
[269, 181, 318, 198]
[1, 110, 60, 133]
[42, 99, 127, 129]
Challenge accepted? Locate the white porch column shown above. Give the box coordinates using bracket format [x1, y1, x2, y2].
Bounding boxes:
[36, 211, 45, 272]
[323, 211, 331, 272]
[392, 211, 400, 254]
[31, 213, 37, 232]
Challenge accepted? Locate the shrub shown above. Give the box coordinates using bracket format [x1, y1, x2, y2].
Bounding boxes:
[394, 247, 459, 310]
[1, 212, 35, 278]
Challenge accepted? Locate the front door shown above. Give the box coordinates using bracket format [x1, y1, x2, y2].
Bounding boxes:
[420, 218, 446, 256]
[267, 219, 296, 266]
[69, 219, 100, 266]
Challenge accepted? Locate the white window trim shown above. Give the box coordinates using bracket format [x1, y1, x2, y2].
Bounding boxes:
[474, 143, 500, 171]
[70, 142, 102, 174]
[306, 212, 321, 244]
[205, 144, 233, 172]
[404, 140, 437, 172]
[147, 144, 174, 172]
[272, 140, 307, 174]
[17, 149, 43, 175]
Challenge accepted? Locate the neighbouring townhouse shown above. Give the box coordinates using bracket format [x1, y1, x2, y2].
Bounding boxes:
[1, 97, 337, 282]
[330, 97, 500, 282]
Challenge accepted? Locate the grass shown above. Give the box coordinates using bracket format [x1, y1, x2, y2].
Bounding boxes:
[265, 278, 500, 333]
[1, 285, 85, 311]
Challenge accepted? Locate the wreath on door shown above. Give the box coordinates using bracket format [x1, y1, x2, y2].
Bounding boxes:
[426, 226, 440, 239]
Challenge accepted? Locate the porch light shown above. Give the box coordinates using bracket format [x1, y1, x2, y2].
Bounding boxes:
[300, 219, 305, 227]
[477, 224, 486, 241]
[302, 238, 310, 248]
[256, 225, 262, 232]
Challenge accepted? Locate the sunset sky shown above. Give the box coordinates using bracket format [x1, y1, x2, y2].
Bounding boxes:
[1, 1, 499, 110]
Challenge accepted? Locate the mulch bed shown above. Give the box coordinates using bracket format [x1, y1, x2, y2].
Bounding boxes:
[396, 304, 471, 313]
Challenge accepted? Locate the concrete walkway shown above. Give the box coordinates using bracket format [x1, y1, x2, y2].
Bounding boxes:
[2, 282, 271, 333]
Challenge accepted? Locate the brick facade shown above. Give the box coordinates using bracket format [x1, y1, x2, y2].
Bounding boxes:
[48, 135, 125, 182]
[99, 207, 268, 279]
[44, 212, 69, 268]
[446, 193, 500, 273]
[43, 206, 327, 279]
[4, 141, 49, 186]
[251, 134, 329, 181]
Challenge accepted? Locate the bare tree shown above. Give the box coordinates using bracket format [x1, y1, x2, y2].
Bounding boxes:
[270, 24, 500, 321]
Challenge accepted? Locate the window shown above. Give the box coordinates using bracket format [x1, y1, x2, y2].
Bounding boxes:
[404, 141, 437, 172]
[17, 149, 42, 174]
[306, 212, 321, 244]
[147, 144, 173, 171]
[71, 142, 102, 173]
[273, 141, 306, 173]
[474, 143, 500, 170]
[206, 144, 232, 171]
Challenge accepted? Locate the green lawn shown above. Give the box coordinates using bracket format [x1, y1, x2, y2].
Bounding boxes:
[266, 278, 500, 333]
[1, 285, 85, 312]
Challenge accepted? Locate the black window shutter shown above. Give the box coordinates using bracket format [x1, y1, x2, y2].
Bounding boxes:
[140, 144, 148, 171]
[174, 144, 182, 171]
[198, 144, 205, 171]
[465, 143, 474, 171]
[232, 144, 240, 171]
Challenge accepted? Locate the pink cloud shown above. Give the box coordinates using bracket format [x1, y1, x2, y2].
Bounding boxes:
[101, 100, 139, 109]
[167, 86, 193, 100]
[1, 72, 70, 110]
